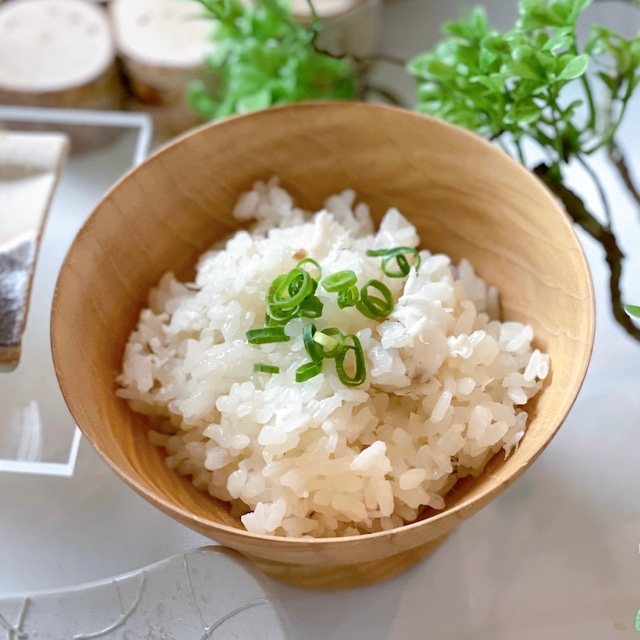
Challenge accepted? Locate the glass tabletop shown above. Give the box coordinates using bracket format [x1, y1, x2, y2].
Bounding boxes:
[0, 107, 151, 475]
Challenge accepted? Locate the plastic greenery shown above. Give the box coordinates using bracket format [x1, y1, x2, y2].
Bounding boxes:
[187, 0, 357, 119]
[408, 0, 640, 341]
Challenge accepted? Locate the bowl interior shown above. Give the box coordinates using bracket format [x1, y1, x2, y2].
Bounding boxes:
[52, 102, 594, 561]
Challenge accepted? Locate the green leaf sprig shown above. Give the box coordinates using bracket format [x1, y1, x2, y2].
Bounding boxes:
[408, 0, 640, 167]
[408, 0, 640, 342]
[188, 0, 357, 120]
[625, 304, 640, 319]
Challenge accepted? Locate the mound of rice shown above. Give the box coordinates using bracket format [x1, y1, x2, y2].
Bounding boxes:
[117, 178, 549, 538]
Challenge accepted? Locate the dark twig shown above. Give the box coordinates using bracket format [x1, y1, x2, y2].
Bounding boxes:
[311, 43, 406, 70]
[577, 154, 613, 229]
[608, 140, 640, 213]
[534, 163, 640, 341]
[357, 53, 407, 67]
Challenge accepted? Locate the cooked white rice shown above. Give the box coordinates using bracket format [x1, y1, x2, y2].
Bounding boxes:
[117, 178, 549, 538]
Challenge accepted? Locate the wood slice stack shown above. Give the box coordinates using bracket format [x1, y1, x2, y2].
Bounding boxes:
[0, 0, 382, 146]
[0, 0, 123, 152]
[110, 0, 218, 141]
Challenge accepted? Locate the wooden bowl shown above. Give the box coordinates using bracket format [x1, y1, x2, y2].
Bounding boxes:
[51, 102, 594, 589]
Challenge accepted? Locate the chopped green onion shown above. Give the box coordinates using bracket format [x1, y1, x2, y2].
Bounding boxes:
[297, 257, 322, 281]
[264, 313, 288, 327]
[366, 249, 390, 256]
[366, 247, 421, 277]
[253, 250, 407, 386]
[254, 363, 280, 374]
[355, 304, 378, 320]
[335, 334, 366, 387]
[313, 327, 344, 358]
[296, 361, 323, 382]
[266, 274, 287, 304]
[288, 271, 306, 296]
[356, 279, 394, 319]
[385, 252, 410, 277]
[299, 295, 324, 318]
[268, 267, 313, 311]
[314, 327, 344, 358]
[337, 285, 359, 308]
[303, 324, 345, 360]
[267, 303, 300, 323]
[246, 327, 290, 344]
[321, 270, 357, 293]
[287, 268, 313, 301]
[313, 331, 339, 350]
[303, 323, 323, 362]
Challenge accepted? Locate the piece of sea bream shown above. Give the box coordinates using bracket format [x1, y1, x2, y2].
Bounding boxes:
[0, 131, 68, 371]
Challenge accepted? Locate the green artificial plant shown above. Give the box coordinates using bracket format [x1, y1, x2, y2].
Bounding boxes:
[187, 0, 404, 120]
[407, 0, 640, 340]
[188, 0, 359, 120]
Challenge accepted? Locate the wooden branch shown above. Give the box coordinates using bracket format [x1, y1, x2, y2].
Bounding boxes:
[534, 163, 640, 341]
[608, 140, 640, 215]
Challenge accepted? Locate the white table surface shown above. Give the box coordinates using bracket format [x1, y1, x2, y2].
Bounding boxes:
[2, 1, 640, 638]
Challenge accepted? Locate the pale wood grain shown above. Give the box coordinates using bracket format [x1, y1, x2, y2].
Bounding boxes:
[51, 102, 595, 588]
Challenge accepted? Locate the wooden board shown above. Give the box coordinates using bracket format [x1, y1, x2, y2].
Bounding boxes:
[0, 131, 68, 371]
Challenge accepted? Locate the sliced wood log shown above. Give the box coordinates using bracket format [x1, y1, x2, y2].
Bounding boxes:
[0, 0, 123, 152]
[110, 0, 218, 140]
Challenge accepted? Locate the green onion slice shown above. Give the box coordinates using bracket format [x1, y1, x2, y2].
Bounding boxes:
[299, 295, 324, 318]
[313, 331, 338, 350]
[296, 361, 323, 383]
[321, 270, 357, 293]
[385, 252, 410, 277]
[288, 271, 305, 296]
[312, 327, 344, 358]
[264, 313, 288, 327]
[288, 268, 313, 300]
[266, 274, 287, 304]
[296, 257, 322, 281]
[254, 363, 280, 374]
[303, 324, 323, 362]
[304, 324, 346, 360]
[366, 247, 421, 277]
[268, 267, 314, 311]
[266, 303, 300, 323]
[356, 279, 394, 319]
[335, 334, 366, 387]
[246, 327, 290, 344]
[337, 285, 359, 309]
